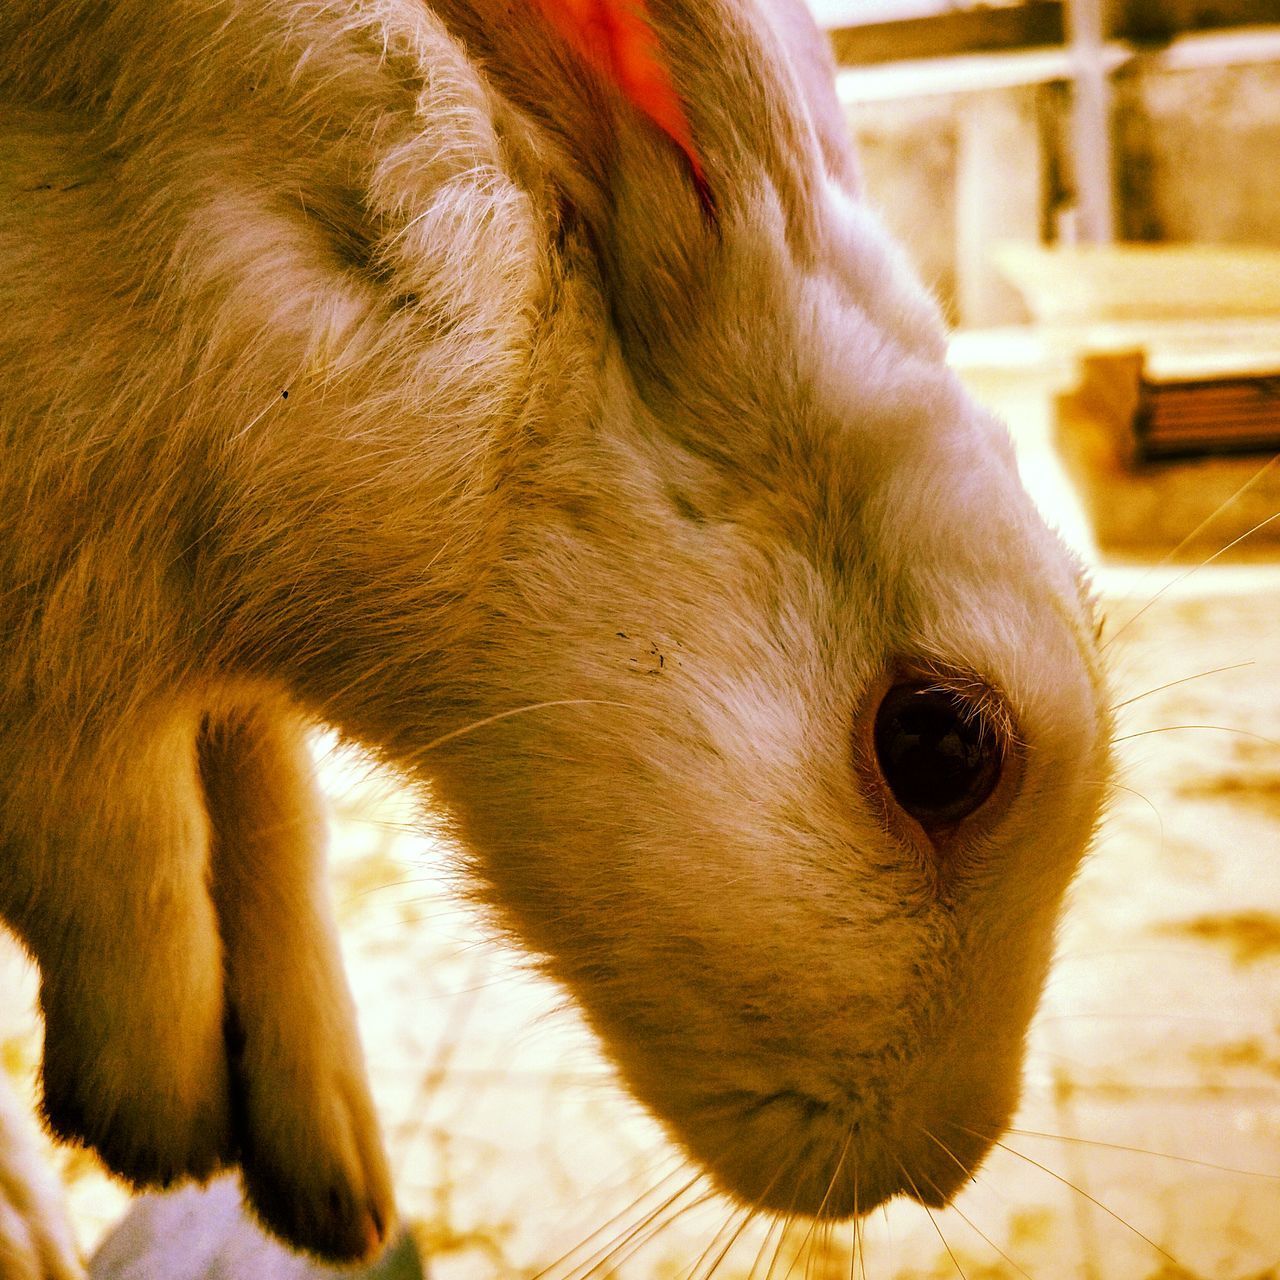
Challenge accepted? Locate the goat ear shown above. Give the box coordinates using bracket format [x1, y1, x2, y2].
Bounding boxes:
[528, 0, 713, 214]
[426, 0, 700, 227]
[429, 0, 830, 358]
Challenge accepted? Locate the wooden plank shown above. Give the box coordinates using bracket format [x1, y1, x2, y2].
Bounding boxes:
[1054, 351, 1280, 554]
[993, 245, 1280, 325]
[827, 0, 1279, 67]
[1138, 370, 1280, 460]
[829, 3, 1063, 66]
[1114, 0, 1280, 41]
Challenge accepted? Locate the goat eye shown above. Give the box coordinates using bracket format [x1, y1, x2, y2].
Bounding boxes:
[872, 682, 1003, 830]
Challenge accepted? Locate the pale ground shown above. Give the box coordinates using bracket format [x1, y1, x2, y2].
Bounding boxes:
[1, 348, 1278, 1279]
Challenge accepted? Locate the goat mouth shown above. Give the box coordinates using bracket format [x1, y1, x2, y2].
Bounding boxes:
[678, 1088, 990, 1221]
[679, 1090, 889, 1219]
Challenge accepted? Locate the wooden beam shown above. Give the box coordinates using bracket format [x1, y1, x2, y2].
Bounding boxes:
[1113, 0, 1280, 42]
[829, 3, 1064, 66]
[824, 3, 1064, 66]
[827, 0, 1280, 67]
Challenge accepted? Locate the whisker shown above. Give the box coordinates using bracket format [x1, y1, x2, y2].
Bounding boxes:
[1110, 660, 1255, 711]
[803, 1208, 829, 1280]
[813, 1128, 854, 1220]
[742, 1208, 768, 1280]
[1106, 781, 1165, 847]
[741, 1127, 827, 1280]
[939, 1194, 1032, 1280]
[1113, 723, 1280, 748]
[850, 1161, 861, 1280]
[919, 1183, 1026, 1278]
[572, 1151, 695, 1242]
[767, 1170, 810, 1280]
[803, 1218, 818, 1280]
[591, 1186, 723, 1280]
[1005, 1127, 1280, 1179]
[1103, 504, 1280, 652]
[782, 1130, 852, 1280]
[920, 1128, 970, 1182]
[927, 1205, 968, 1280]
[1112, 451, 1280, 606]
[956, 1125, 1183, 1268]
[813, 1215, 833, 1280]
[809, 1128, 857, 1280]
[746, 1211, 786, 1280]
[895, 1157, 967, 1280]
[229, 386, 289, 443]
[683, 1202, 749, 1280]
[404, 698, 644, 759]
[753, 1140, 832, 1280]
[691, 1146, 802, 1280]
[1031, 1009, 1264, 1027]
[698, 1206, 761, 1280]
[921, 1131, 1034, 1280]
[534, 1164, 702, 1280]
[767, 1219, 796, 1280]
[1162, 453, 1280, 561]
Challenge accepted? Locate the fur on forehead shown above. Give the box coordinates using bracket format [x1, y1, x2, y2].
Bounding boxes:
[612, 226, 1098, 734]
[618, 224, 973, 515]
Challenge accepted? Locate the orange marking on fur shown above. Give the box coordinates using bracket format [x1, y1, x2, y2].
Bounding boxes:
[531, 0, 714, 212]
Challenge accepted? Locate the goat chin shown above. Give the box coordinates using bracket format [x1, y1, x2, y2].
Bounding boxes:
[0, 0, 1111, 1261]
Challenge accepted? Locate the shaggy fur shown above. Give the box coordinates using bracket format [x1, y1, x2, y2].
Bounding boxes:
[0, 0, 1112, 1268]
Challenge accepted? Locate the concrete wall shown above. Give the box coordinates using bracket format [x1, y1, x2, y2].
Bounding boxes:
[1117, 59, 1280, 244]
[847, 93, 960, 312]
[841, 53, 1280, 325]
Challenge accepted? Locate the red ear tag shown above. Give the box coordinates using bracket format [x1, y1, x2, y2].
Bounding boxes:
[530, 0, 715, 214]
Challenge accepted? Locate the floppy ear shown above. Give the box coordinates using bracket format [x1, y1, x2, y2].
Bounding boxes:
[429, 0, 839, 356]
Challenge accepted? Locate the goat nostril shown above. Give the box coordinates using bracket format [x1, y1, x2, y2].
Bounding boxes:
[872, 681, 1004, 831]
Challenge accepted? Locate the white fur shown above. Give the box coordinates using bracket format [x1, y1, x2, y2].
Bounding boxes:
[0, 0, 1111, 1262]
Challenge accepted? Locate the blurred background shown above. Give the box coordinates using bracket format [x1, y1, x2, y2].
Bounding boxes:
[4, 1, 1280, 1276]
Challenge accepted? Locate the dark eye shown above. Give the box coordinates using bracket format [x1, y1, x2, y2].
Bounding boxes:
[872, 682, 1004, 830]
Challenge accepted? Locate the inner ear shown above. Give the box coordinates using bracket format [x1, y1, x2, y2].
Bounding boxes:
[424, 0, 715, 353]
[431, 0, 829, 228]
[528, 0, 712, 211]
